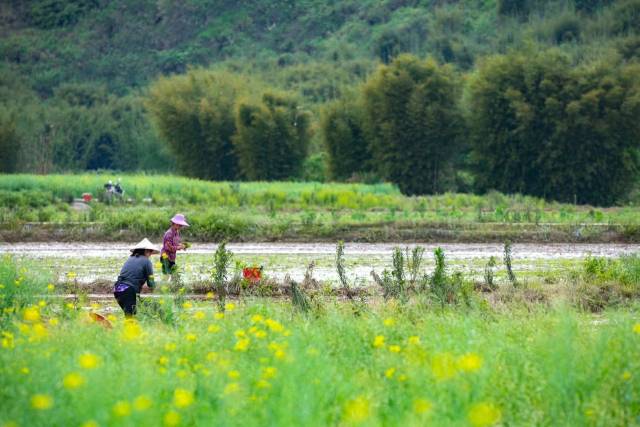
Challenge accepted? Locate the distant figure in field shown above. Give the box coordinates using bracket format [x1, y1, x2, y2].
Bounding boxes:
[113, 238, 159, 317]
[161, 213, 190, 274]
[104, 179, 125, 203]
[114, 180, 124, 198]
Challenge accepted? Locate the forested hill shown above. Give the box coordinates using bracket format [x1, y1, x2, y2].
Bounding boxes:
[2, 0, 639, 96]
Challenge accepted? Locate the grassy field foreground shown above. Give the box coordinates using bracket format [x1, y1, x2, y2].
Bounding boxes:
[2, 174, 640, 242]
[1, 258, 640, 426]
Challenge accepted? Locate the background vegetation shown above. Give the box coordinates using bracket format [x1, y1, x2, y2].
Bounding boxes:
[1, 0, 640, 205]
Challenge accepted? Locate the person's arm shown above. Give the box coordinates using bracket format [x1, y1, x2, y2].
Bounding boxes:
[145, 260, 156, 290]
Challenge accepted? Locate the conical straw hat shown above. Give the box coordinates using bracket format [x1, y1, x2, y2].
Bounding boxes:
[130, 238, 160, 254]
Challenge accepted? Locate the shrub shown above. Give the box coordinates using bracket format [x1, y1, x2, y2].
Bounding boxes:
[146, 69, 244, 180]
[0, 112, 19, 173]
[321, 98, 371, 181]
[363, 55, 463, 195]
[468, 51, 640, 205]
[234, 92, 311, 180]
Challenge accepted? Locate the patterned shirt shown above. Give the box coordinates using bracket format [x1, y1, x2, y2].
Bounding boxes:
[161, 227, 181, 262]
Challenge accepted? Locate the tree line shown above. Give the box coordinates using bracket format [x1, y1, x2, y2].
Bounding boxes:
[141, 50, 640, 206]
[1, 48, 639, 206]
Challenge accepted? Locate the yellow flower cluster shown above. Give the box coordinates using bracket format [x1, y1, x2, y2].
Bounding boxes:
[79, 352, 100, 369]
[343, 395, 370, 423]
[468, 402, 502, 427]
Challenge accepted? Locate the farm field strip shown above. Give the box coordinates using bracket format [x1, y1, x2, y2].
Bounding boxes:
[4, 242, 639, 287]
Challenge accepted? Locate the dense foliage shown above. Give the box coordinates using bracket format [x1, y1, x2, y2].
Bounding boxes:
[321, 98, 370, 180]
[234, 93, 311, 180]
[363, 55, 463, 195]
[467, 51, 640, 205]
[0, 110, 19, 173]
[146, 70, 243, 180]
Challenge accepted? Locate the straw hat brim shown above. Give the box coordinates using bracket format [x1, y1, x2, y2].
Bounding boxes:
[130, 238, 160, 254]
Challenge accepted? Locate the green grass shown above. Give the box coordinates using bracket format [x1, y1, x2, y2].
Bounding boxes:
[2, 174, 640, 242]
[1, 255, 640, 426]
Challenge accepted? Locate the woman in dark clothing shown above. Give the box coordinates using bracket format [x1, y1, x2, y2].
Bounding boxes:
[113, 238, 159, 316]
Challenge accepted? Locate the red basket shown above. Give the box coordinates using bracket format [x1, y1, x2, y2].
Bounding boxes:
[242, 267, 262, 283]
[82, 193, 93, 202]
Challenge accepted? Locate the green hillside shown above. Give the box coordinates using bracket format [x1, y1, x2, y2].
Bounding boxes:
[3, 1, 638, 96]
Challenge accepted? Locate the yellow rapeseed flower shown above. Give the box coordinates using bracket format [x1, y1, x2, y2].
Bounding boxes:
[31, 323, 48, 340]
[113, 401, 132, 417]
[185, 333, 197, 342]
[23, 306, 40, 323]
[47, 283, 55, 291]
[133, 395, 152, 411]
[38, 300, 47, 308]
[373, 335, 385, 348]
[343, 396, 370, 423]
[385, 368, 396, 379]
[408, 336, 421, 345]
[251, 314, 264, 323]
[205, 291, 215, 299]
[622, 371, 632, 381]
[193, 311, 205, 320]
[182, 302, 193, 309]
[80, 420, 99, 427]
[223, 382, 240, 395]
[388, 345, 401, 353]
[67, 271, 77, 280]
[214, 312, 225, 320]
[158, 356, 169, 366]
[63, 372, 86, 389]
[206, 351, 218, 362]
[262, 367, 277, 379]
[163, 410, 181, 427]
[225, 302, 236, 311]
[165, 342, 177, 352]
[207, 324, 221, 333]
[234, 338, 250, 352]
[173, 388, 194, 408]
[432, 353, 457, 381]
[252, 329, 267, 339]
[265, 319, 284, 332]
[2, 331, 14, 349]
[256, 379, 271, 389]
[228, 370, 241, 379]
[458, 353, 483, 373]
[413, 398, 433, 415]
[122, 320, 142, 341]
[468, 402, 502, 427]
[383, 318, 396, 327]
[31, 394, 53, 410]
[21, 367, 30, 375]
[48, 318, 59, 326]
[633, 323, 640, 334]
[79, 352, 100, 369]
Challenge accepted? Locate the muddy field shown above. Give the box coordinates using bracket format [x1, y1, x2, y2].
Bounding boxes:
[2, 242, 639, 290]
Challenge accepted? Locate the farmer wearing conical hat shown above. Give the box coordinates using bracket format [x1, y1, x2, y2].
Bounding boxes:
[113, 238, 159, 316]
[161, 213, 190, 274]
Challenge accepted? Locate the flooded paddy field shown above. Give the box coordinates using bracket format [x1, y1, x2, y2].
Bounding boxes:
[2, 242, 639, 290]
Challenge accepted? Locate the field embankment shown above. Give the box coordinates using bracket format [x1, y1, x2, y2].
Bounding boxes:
[2, 174, 640, 243]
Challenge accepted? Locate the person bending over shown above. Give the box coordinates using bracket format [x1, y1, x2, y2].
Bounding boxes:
[113, 238, 159, 316]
